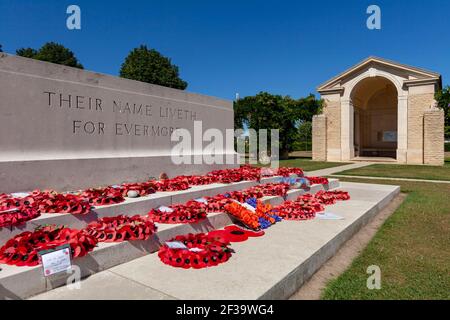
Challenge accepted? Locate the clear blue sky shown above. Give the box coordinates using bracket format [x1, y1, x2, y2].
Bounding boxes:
[1, 0, 449, 100]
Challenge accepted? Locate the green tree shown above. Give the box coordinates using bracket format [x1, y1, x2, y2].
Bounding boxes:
[16, 47, 37, 58]
[120, 45, 187, 90]
[16, 42, 83, 69]
[435, 86, 450, 139]
[296, 121, 313, 151]
[234, 92, 322, 159]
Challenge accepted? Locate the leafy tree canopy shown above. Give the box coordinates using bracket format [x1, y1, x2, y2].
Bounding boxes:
[16, 47, 37, 58]
[435, 85, 450, 127]
[120, 45, 187, 90]
[234, 92, 323, 158]
[16, 42, 83, 69]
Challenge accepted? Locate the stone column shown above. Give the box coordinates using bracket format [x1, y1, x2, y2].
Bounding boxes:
[322, 95, 341, 161]
[340, 99, 354, 160]
[407, 92, 435, 164]
[396, 95, 408, 163]
[312, 114, 327, 161]
[424, 108, 444, 165]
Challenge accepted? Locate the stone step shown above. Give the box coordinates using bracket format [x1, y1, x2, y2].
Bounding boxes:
[0, 176, 292, 244]
[30, 181, 399, 300]
[0, 177, 339, 244]
[0, 179, 340, 299]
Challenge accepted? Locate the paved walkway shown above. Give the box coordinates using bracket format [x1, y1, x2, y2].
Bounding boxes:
[307, 162, 450, 184]
[329, 174, 450, 184]
[304, 162, 372, 177]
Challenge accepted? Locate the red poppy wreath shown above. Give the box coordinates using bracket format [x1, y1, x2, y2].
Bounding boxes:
[177, 175, 215, 186]
[148, 201, 207, 224]
[0, 207, 41, 228]
[205, 165, 262, 184]
[0, 190, 92, 228]
[158, 233, 233, 269]
[81, 187, 125, 206]
[207, 225, 265, 243]
[0, 225, 97, 267]
[153, 178, 190, 192]
[305, 176, 329, 185]
[84, 215, 157, 242]
[119, 181, 156, 197]
[32, 190, 92, 215]
[314, 190, 350, 205]
[276, 167, 304, 177]
[247, 183, 290, 198]
[273, 194, 324, 221]
[204, 195, 233, 212]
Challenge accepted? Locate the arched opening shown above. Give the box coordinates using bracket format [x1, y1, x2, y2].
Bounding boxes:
[351, 77, 398, 159]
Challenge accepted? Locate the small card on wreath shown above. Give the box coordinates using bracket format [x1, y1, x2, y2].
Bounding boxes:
[165, 241, 188, 249]
[316, 212, 344, 220]
[194, 197, 208, 204]
[10, 192, 30, 198]
[38, 244, 72, 277]
[158, 206, 174, 213]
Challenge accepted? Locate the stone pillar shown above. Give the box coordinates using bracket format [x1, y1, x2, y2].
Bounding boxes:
[340, 99, 354, 160]
[407, 92, 435, 164]
[354, 110, 360, 157]
[423, 108, 444, 165]
[397, 95, 408, 163]
[312, 114, 327, 161]
[322, 95, 341, 161]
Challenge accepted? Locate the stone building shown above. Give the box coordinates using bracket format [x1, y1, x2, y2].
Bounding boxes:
[312, 57, 444, 165]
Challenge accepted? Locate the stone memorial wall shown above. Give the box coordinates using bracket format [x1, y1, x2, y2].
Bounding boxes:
[0, 54, 237, 192]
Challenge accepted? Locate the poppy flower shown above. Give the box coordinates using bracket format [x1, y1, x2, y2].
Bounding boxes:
[96, 231, 107, 241]
[191, 253, 205, 269]
[16, 251, 38, 267]
[71, 242, 85, 258]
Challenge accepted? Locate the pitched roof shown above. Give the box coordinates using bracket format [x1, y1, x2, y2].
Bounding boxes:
[317, 56, 441, 92]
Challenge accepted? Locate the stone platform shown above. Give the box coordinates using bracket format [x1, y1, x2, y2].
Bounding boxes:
[0, 177, 339, 299]
[27, 181, 399, 300]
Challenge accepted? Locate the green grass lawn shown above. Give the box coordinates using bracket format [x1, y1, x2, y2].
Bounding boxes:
[258, 157, 349, 172]
[335, 159, 450, 181]
[322, 178, 450, 300]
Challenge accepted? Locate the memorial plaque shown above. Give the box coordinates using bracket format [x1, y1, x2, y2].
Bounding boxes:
[0, 54, 237, 192]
